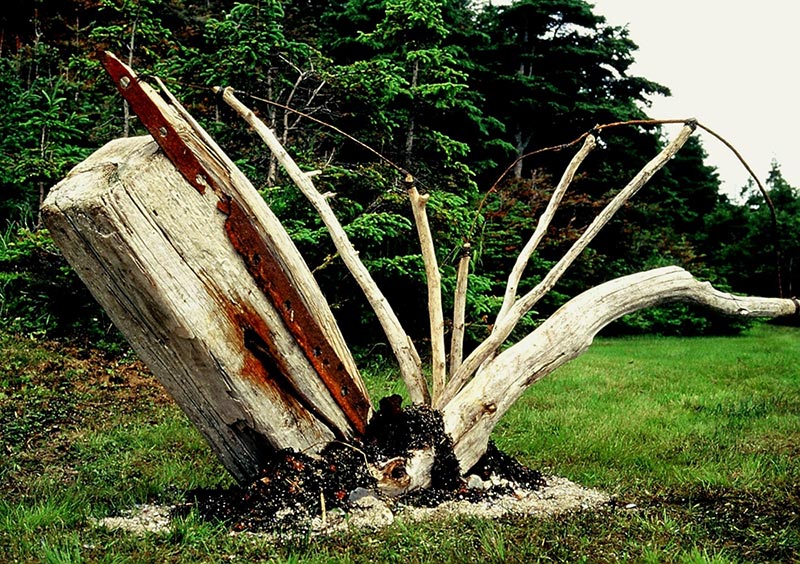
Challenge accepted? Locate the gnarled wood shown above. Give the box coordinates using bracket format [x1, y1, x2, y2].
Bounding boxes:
[45, 57, 799, 495]
[442, 266, 798, 472]
[103, 53, 371, 432]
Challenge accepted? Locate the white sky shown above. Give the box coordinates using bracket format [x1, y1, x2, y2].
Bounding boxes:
[484, 0, 800, 197]
[589, 1, 800, 198]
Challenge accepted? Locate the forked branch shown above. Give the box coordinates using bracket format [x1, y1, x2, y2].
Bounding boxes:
[494, 133, 597, 325]
[441, 122, 696, 404]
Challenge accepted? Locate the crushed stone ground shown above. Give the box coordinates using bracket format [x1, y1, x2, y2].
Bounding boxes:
[95, 475, 610, 537]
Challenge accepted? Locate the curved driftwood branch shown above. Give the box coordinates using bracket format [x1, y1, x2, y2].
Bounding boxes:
[442, 265, 798, 471]
[442, 123, 696, 404]
[219, 88, 429, 406]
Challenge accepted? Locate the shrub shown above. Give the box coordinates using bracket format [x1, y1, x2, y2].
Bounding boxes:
[0, 225, 125, 352]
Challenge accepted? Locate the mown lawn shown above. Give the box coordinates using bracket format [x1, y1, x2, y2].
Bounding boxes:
[1, 324, 798, 563]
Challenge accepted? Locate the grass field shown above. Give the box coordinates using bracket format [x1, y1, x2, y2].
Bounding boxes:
[1, 324, 798, 563]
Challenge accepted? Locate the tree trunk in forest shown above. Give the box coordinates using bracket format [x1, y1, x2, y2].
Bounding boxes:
[512, 130, 531, 179]
[404, 59, 419, 169]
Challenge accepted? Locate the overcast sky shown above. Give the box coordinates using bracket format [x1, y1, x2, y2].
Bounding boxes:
[484, 1, 799, 197]
[588, 1, 800, 198]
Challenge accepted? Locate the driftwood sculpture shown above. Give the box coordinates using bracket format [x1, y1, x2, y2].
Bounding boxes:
[42, 53, 799, 491]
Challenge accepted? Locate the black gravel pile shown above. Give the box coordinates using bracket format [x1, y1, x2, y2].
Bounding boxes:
[180, 396, 544, 532]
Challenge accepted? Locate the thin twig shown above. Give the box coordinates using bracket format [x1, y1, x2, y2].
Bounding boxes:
[239, 91, 409, 177]
[695, 122, 784, 297]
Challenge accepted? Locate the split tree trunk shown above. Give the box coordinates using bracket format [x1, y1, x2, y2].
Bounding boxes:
[42, 134, 371, 484]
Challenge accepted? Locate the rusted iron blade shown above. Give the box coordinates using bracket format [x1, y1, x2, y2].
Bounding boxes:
[99, 51, 213, 196]
[226, 201, 371, 433]
[98, 51, 370, 434]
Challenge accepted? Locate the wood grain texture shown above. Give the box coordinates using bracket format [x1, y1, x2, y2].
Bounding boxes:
[42, 136, 365, 483]
[443, 266, 798, 472]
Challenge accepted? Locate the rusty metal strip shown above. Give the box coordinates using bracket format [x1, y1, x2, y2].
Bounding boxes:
[99, 51, 370, 434]
[99, 52, 212, 196]
[226, 201, 370, 433]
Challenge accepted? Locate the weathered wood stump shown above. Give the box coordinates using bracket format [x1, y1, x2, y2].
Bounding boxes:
[42, 53, 799, 494]
[42, 133, 371, 484]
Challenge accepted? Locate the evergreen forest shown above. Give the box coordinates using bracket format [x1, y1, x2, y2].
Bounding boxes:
[1, 0, 798, 353]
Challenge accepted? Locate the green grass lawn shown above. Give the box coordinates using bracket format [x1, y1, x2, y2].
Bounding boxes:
[1, 324, 798, 563]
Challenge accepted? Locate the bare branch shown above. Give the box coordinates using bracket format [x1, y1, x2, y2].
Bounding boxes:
[290, 79, 327, 132]
[220, 87, 430, 405]
[406, 176, 447, 407]
[277, 53, 304, 76]
[443, 265, 799, 471]
[449, 242, 471, 378]
[282, 72, 305, 145]
[442, 123, 696, 404]
[495, 133, 597, 326]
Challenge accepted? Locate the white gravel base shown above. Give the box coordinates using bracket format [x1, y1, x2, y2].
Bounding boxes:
[94, 504, 174, 535]
[398, 475, 610, 523]
[94, 475, 609, 537]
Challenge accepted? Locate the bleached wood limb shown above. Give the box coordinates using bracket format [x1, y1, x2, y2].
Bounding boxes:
[494, 134, 596, 325]
[441, 123, 695, 405]
[220, 87, 429, 405]
[406, 177, 447, 407]
[449, 242, 471, 378]
[443, 265, 799, 472]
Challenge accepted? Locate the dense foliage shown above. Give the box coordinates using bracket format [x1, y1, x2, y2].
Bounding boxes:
[1, 0, 796, 350]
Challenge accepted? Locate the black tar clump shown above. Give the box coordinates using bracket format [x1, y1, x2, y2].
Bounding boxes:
[182, 395, 544, 532]
[365, 394, 463, 491]
[184, 442, 374, 532]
